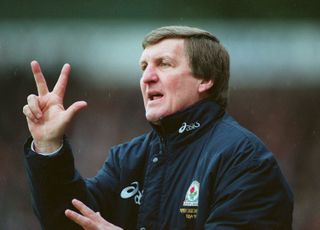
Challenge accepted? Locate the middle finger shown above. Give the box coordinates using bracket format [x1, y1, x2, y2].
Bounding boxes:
[72, 199, 96, 217]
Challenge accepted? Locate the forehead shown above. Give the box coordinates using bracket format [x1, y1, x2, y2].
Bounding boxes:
[139, 38, 187, 62]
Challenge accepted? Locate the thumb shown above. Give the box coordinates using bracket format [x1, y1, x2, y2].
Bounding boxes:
[65, 101, 88, 122]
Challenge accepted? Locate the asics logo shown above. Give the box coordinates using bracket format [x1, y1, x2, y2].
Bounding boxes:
[120, 182, 143, 205]
[179, 122, 200, 134]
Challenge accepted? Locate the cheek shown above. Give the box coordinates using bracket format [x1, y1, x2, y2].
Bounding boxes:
[173, 80, 199, 107]
[166, 77, 181, 94]
[139, 78, 144, 91]
[170, 77, 190, 96]
[165, 80, 185, 109]
[140, 81, 146, 99]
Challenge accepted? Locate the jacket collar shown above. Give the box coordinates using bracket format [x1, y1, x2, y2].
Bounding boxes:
[150, 98, 224, 144]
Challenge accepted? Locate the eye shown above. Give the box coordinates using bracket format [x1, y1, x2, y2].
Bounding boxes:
[140, 62, 147, 71]
[159, 60, 172, 68]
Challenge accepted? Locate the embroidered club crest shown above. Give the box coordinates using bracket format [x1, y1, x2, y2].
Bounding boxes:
[183, 180, 200, 207]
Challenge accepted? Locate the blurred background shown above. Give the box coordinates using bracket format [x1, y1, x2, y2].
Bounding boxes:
[0, 0, 319, 229]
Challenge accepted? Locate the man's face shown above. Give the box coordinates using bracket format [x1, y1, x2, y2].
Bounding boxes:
[139, 38, 203, 123]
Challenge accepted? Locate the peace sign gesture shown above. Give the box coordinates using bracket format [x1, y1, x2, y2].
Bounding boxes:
[23, 61, 87, 153]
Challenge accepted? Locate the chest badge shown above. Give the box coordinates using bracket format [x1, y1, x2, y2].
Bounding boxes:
[183, 180, 200, 207]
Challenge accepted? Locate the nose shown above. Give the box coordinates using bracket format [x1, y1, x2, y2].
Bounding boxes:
[141, 65, 158, 84]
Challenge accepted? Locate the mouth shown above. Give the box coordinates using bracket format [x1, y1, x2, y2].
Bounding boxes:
[148, 91, 164, 101]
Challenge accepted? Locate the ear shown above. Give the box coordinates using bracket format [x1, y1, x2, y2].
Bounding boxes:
[198, 79, 214, 94]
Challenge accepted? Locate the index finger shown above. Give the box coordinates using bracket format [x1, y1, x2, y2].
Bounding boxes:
[31, 60, 49, 96]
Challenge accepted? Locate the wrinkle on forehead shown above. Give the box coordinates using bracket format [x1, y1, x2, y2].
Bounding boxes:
[139, 38, 186, 64]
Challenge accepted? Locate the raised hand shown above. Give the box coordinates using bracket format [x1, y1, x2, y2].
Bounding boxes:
[65, 199, 123, 230]
[23, 60, 87, 152]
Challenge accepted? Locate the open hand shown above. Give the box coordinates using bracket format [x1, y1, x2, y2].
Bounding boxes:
[65, 199, 123, 230]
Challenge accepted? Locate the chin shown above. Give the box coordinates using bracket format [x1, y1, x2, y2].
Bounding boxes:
[146, 115, 160, 124]
[145, 111, 163, 124]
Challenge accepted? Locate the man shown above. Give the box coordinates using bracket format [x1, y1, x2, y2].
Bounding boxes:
[23, 26, 293, 229]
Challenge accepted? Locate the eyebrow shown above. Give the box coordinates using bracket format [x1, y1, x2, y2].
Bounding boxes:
[140, 54, 175, 64]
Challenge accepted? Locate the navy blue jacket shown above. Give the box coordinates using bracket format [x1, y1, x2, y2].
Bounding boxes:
[24, 99, 293, 229]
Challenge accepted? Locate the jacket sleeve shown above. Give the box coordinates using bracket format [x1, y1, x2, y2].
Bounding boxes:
[24, 137, 120, 230]
[204, 140, 294, 230]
